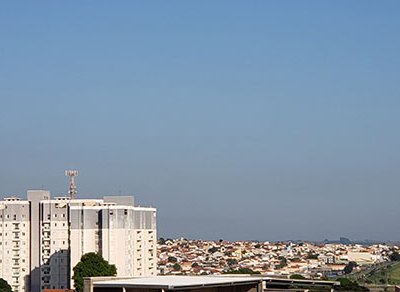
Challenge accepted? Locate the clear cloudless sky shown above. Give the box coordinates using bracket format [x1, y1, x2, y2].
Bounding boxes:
[1, 1, 399, 241]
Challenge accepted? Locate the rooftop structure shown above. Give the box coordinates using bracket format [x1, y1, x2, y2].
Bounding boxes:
[85, 276, 263, 292]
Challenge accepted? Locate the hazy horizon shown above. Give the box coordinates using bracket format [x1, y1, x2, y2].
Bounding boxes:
[1, 1, 400, 241]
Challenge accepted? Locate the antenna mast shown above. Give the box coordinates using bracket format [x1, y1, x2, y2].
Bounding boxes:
[65, 170, 78, 199]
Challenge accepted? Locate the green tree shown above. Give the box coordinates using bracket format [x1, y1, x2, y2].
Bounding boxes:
[227, 258, 238, 266]
[275, 256, 288, 269]
[72, 252, 117, 292]
[208, 247, 219, 253]
[224, 268, 261, 275]
[336, 278, 369, 291]
[290, 274, 306, 279]
[0, 278, 12, 292]
[168, 256, 177, 263]
[173, 263, 182, 271]
[306, 252, 319, 259]
[344, 261, 357, 274]
[389, 251, 400, 261]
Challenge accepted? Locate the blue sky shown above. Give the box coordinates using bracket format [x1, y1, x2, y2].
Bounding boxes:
[1, 1, 400, 241]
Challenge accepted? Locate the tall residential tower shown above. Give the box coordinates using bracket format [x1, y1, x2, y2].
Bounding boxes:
[0, 188, 157, 292]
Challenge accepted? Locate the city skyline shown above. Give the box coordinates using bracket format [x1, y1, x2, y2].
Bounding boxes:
[1, 1, 400, 242]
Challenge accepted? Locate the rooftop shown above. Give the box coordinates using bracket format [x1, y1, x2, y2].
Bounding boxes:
[91, 276, 263, 289]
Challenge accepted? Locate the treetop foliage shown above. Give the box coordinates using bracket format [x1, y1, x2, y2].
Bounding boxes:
[73, 252, 117, 292]
[0, 278, 12, 292]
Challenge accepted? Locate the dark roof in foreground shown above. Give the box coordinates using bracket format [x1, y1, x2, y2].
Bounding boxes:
[263, 277, 340, 287]
[92, 276, 263, 289]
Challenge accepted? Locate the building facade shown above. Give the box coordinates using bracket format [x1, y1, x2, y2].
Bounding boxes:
[0, 191, 157, 292]
[0, 198, 31, 292]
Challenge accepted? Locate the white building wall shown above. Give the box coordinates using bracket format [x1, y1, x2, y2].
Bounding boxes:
[0, 198, 30, 292]
[40, 198, 70, 290]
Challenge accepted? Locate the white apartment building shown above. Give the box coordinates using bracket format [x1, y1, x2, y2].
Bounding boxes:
[0, 198, 30, 292]
[0, 190, 157, 292]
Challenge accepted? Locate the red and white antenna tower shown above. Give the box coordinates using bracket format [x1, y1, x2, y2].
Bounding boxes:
[65, 170, 78, 199]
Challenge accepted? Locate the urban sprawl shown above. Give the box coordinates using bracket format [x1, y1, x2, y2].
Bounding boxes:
[159, 238, 399, 278]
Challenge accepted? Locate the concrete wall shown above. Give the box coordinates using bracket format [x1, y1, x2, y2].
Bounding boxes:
[27, 190, 51, 292]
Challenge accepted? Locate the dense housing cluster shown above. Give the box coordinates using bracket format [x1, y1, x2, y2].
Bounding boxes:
[158, 238, 397, 278]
